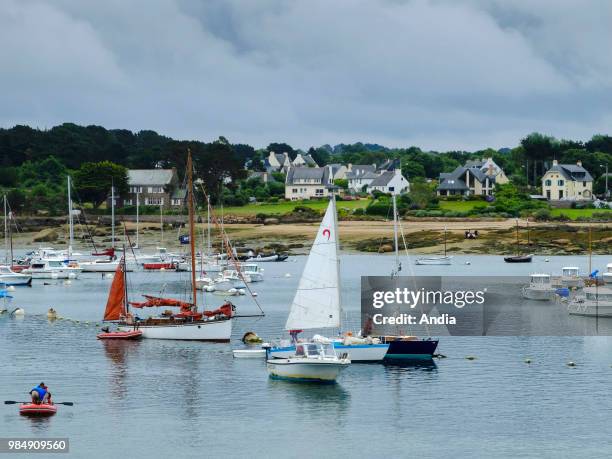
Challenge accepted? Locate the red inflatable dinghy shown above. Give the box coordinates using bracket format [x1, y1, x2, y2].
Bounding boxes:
[19, 403, 57, 416]
[96, 330, 143, 340]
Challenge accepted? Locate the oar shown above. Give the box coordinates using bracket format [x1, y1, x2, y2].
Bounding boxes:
[4, 401, 74, 406]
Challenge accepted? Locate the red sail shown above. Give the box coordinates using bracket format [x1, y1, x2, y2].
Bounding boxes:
[93, 247, 115, 258]
[103, 261, 126, 321]
[129, 295, 193, 312]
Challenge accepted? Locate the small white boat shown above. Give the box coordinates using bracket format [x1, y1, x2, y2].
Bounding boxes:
[568, 287, 612, 317]
[415, 256, 453, 265]
[602, 263, 612, 285]
[233, 349, 267, 358]
[214, 270, 248, 291]
[245, 254, 281, 262]
[80, 259, 135, 273]
[0, 265, 32, 286]
[522, 274, 557, 301]
[241, 263, 264, 282]
[23, 259, 82, 279]
[266, 342, 350, 382]
[195, 276, 215, 290]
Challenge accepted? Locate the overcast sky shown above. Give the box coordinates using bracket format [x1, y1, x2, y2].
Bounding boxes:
[1, 0, 611, 151]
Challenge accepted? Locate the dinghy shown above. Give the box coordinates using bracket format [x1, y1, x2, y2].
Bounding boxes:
[233, 349, 267, 358]
[97, 330, 143, 340]
[19, 403, 57, 416]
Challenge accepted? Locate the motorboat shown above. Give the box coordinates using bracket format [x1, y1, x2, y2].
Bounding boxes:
[415, 256, 452, 265]
[23, 259, 82, 279]
[522, 274, 557, 301]
[266, 341, 350, 382]
[241, 263, 264, 282]
[568, 287, 612, 317]
[214, 270, 248, 291]
[0, 265, 32, 286]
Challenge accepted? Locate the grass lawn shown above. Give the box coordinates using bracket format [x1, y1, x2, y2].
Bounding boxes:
[549, 208, 612, 219]
[438, 201, 488, 212]
[223, 199, 372, 216]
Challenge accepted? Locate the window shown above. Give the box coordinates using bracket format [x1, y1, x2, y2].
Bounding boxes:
[146, 197, 163, 205]
[559, 190, 564, 199]
[558, 180, 564, 186]
[292, 188, 297, 193]
[389, 186, 395, 192]
[171, 199, 182, 206]
[545, 179, 552, 186]
[583, 181, 587, 187]
[315, 189, 324, 196]
[124, 199, 133, 206]
[129, 186, 143, 193]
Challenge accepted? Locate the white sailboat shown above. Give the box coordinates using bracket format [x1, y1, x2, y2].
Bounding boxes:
[415, 226, 452, 265]
[268, 196, 387, 366]
[1, 196, 32, 285]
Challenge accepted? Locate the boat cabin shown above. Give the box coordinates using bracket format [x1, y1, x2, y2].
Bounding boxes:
[530, 274, 551, 285]
[562, 267, 580, 278]
[584, 288, 612, 302]
[295, 342, 337, 359]
[242, 264, 260, 274]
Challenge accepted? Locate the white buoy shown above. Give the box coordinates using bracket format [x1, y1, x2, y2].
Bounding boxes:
[6, 285, 15, 292]
[228, 288, 238, 295]
[285, 273, 291, 278]
[64, 280, 72, 285]
[105, 273, 114, 279]
[12, 308, 25, 316]
[465, 261, 471, 265]
[252, 292, 258, 297]
[238, 289, 246, 295]
[545, 258, 550, 262]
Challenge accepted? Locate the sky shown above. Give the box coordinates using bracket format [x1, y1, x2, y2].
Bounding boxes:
[1, 0, 611, 151]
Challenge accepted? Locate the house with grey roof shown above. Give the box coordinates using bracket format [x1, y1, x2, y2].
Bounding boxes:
[346, 164, 378, 192]
[328, 163, 348, 180]
[121, 168, 184, 208]
[265, 151, 292, 173]
[292, 153, 318, 168]
[368, 169, 409, 195]
[437, 157, 509, 196]
[285, 166, 333, 200]
[542, 160, 593, 201]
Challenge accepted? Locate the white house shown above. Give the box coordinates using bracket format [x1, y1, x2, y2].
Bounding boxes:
[346, 164, 378, 192]
[285, 166, 333, 200]
[292, 153, 318, 167]
[265, 151, 292, 173]
[542, 160, 593, 201]
[368, 169, 409, 195]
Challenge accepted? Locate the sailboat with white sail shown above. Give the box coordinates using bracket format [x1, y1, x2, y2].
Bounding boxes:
[1, 196, 32, 286]
[268, 195, 389, 363]
[415, 227, 453, 265]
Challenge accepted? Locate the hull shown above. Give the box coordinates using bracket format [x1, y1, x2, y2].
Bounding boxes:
[214, 279, 246, 291]
[415, 256, 452, 265]
[266, 359, 349, 382]
[602, 273, 612, 285]
[25, 269, 81, 279]
[504, 255, 532, 263]
[0, 274, 32, 286]
[19, 403, 57, 416]
[143, 262, 176, 270]
[382, 338, 438, 360]
[269, 343, 389, 362]
[245, 255, 280, 262]
[568, 303, 612, 317]
[522, 287, 556, 301]
[233, 349, 267, 358]
[118, 318, 232, 341]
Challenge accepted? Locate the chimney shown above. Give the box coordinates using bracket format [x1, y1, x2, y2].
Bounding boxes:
[576, 160, 582, 167]
[552, 159, 558, 166]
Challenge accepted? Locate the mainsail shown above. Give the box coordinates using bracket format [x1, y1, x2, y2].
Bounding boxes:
[103, 260, 126, 321]
[285, 198, 340, 330]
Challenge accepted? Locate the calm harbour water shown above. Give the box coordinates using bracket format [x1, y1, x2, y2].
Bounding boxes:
[2, 254, 612, 458]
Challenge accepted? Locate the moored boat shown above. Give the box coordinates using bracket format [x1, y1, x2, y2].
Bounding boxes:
[267, 342, 350, 382]
[97, 329, 143, 340]
[0, 265, 32, 286]
[522, 273, 557, 301]
[568, 287, 612, 317]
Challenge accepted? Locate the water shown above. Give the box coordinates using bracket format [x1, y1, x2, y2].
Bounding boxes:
[2, 254, 612, 458]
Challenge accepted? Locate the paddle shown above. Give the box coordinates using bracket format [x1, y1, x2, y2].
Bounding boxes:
[4, 401, 74, 406]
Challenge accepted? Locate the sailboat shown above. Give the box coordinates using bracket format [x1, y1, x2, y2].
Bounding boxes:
[379, 194, 439, 360]
[116, 150, 235, 341]
[1, 196, 32, 286]
[504, 219, 532, 263]
[267, 195, 389, 363]
[415, 226, 453, 265]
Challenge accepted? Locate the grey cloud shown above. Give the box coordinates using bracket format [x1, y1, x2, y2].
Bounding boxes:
[1, 0, 610, 150]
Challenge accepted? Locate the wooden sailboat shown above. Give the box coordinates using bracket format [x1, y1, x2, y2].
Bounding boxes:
[504, 218, 533, 263]
[115, 150, 235, 341]
[415, 226, 453, 265]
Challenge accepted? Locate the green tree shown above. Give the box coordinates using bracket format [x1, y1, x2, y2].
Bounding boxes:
[73, 161, 128, 208]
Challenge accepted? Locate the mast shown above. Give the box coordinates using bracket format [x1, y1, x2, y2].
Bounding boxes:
[135, 192, 140, 249]
[160, 204, 164, 245]
[444, 226, 447, 257]
[111, 181, 115, 248]
[515, 218, 520, 256]
[207, 197, 212, 256]
[67, 176, 74, 257]
[187, 149, 198, 311]
[392, 194, 400, 274]
[588, 224, 592, 275]
[331, 189, 342, 330]
[527, 219, 530, 246]
[3, 195, 7, 265]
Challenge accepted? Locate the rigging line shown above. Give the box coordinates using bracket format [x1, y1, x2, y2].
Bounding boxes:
[199, 183, 265, 316]
[70, 186, 99, 253]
